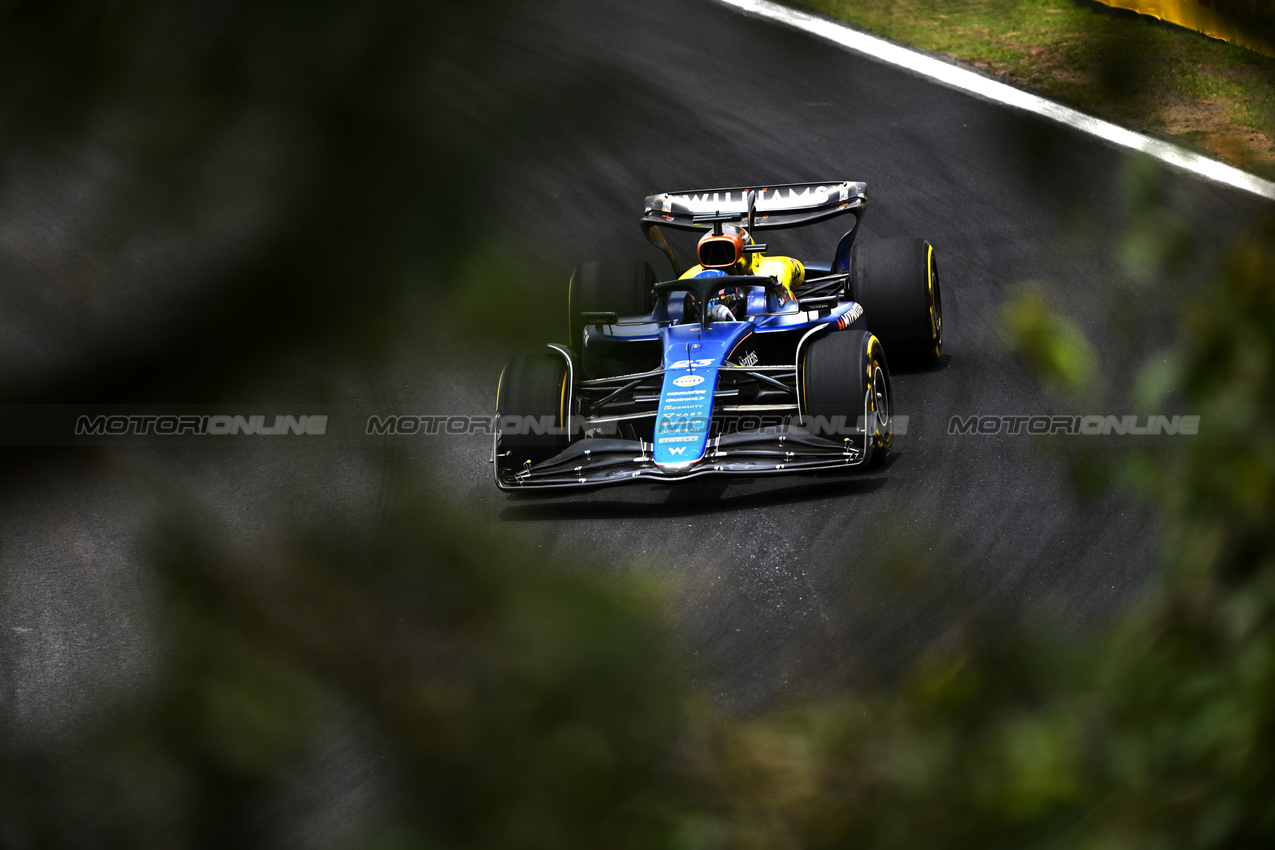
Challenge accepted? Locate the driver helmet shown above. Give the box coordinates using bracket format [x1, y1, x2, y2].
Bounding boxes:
[692, 268, 745, 322]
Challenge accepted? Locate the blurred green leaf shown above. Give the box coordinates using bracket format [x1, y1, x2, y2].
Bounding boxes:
[1002, 286, 1098, 397]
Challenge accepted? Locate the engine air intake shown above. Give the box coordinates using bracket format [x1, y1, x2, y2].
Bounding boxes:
[698, 233, 743, 269]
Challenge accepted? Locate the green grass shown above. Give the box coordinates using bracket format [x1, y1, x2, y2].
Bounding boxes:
[793, 0, 1275, 177]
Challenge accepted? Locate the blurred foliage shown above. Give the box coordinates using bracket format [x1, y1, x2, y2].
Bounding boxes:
[683, 212, 1275, 849]
[1003, 287, 1099, 397]
[0, 0, 546, 402]
[4, 213, 1273, 845]
[2, 487, 695, 849]
[3, 0, 1275, 848]
[1118, 158, 1194, 284]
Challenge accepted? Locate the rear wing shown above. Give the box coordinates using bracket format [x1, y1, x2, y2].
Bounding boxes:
[641, 181, 866, 232]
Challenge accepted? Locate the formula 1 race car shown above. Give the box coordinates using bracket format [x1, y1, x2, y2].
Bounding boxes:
[493, 181, 942, 489]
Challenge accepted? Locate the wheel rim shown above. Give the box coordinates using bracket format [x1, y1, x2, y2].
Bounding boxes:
[872, 364, 890, 432]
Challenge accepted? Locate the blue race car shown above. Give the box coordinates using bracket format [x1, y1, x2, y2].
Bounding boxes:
[493, 181, 942, 489]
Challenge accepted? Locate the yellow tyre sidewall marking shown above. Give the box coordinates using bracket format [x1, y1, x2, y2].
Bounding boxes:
[926, 242, 940, 357]
[559, 373, 568, 429]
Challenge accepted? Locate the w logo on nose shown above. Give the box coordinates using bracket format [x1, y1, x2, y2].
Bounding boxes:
[667, 447, 686, 456]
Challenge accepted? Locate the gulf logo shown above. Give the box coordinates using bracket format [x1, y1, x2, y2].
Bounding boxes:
[673, 375, 705, 388]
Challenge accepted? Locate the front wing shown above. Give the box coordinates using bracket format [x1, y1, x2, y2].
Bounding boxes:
[493, 425, 870, 490]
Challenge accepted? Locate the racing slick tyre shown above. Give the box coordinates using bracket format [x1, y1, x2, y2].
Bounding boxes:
[568, 260, 656, 355]
[800, 329, 892, 467]
[496, 352, 571, 467]
[849, 237, 942, 370]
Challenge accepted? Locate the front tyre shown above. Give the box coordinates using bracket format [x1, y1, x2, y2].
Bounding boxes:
[800, 329, 892, 467]
[850, 237, 942, 369]
[496, 352, 571, 467]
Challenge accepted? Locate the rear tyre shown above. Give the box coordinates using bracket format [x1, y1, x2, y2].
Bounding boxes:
[849, 237, 942, 369]
[568, 260, 655, 355]
[496, 353, 571, 466]
[801, 329, 892, 467]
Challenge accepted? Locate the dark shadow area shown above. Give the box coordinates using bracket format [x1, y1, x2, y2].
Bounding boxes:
[499, 473, 888, 520]
[890, 352, 952, 375]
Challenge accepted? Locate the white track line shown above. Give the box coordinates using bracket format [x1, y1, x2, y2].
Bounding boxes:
[716, 0, 1275, 202]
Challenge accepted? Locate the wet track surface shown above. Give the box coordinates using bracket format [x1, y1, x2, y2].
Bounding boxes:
[3, 0, 1273, 757]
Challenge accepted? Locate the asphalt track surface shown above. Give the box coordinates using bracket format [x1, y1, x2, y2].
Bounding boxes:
[3, 0, 1273, 798]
